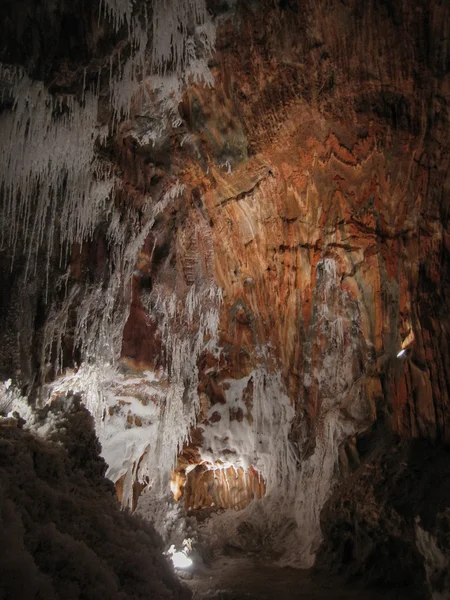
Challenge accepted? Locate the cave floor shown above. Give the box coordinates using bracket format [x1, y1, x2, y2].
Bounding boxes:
[183, 555, 410, 600]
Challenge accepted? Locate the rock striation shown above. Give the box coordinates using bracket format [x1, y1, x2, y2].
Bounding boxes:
[0, 0, 448, 581]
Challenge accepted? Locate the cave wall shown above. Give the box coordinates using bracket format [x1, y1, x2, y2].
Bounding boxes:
[114, 0, 450, 520]
[0, 0, 449, 569]
[317, 438, 450, 599]
[175, 0, 450, 444]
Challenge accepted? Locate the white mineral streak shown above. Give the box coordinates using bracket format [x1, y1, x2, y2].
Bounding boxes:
[0, 0, 216, 266]
[415, 522, 450, 600]
[108, 0, 215, 120]
[0, 67, 110, 277]
[0, 3, 371, 571]
[199, 369, 296, 490]
[100, 0, 133, 31]
[1, 380, 64, 438]
[145, 281, 223, 490]
[40, 177, 222, 510]
[46, 277, 223, 509]
[42, 183, 183, 382]
[151, 0, 215, 80]
[0, 0, 216, 509]
[197, 257, 369, 567]
[281, 257, 368, 566]
[100, 0, 216, 84]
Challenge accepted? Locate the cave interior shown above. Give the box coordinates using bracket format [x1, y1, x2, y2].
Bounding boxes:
[0, 0, 449, 599]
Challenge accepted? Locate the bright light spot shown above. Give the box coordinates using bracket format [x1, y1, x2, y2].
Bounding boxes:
[397, 349, 406, 358]
[4, 379, 11, 390]
[171, 552, 193, 569]
[166, 544, 193, 569]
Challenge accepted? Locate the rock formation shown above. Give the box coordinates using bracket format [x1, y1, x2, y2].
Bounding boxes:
[317, 437, 450, 599]
[0, 0, 449, 594]
[0, 399, 190, 600]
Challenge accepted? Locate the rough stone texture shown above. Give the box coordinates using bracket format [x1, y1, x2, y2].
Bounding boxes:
[117, 0, 450, 511]
[183, 0, 450, 445]
[317, 435, 450, 599]
[100, 0, 450, 461]
[0, 0, 449, 586]
[1, 0, 449, 445]
[0, 401, 190, 600]
[182, 464, 265, 511]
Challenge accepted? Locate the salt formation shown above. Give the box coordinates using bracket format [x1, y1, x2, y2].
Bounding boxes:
[0, 0, 216, 270]
[1, 379, 72, 439]
[42, 183, 223, 507]
[0, 0, 217, 513]
[0, 398, 189, 600]
[197, 257, 371, 567]
[147, 283, 223, 480]
[415, 522, 450, 600]
[0, 0, 373, 573]
[108, 0, 215, 120]
[0, 65, 110, 278]
[39, 171, 224, 509]
[100, 0, 133, 31]
[46, 282, 223, 509]
[42, 183, 183, 381]
[282, 257, 371, 566]
[151, 0, 216, 79]
[199, 368, 296, 491]
[100, 0, 215, 80]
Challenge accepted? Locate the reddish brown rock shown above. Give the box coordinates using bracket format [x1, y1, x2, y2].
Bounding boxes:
[0, 0, 449, 553]
[91, 0, 450, 517]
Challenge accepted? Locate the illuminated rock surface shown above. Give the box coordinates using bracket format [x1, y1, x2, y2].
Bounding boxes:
[0, 0, 449, 597]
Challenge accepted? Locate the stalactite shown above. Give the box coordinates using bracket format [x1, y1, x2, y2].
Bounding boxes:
[43, 181, 185, 373]
[0, 0, 217, 511]
[107, 0, 215, 120]
[0, 68, 110, 277]
[100, 0, 133, 32]
[145, 282, 223, 490]
[0, 0, 216, 273]
[195, 256, 372, 567]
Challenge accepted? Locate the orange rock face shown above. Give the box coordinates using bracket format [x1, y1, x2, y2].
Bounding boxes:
[116, 0, 450, 506]
[1, 0, 448, 537]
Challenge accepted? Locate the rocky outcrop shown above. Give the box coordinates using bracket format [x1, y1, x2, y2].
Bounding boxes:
[317, 435, 450, 599]
[0, 399, 190, 600]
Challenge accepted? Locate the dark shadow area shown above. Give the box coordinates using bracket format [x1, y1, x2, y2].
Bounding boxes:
[317, 436, 450, 599]
[0, 399, 190, 600]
